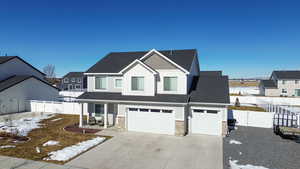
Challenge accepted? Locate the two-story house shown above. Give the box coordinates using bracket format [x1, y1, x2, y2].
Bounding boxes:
[61, 72, 87, 91]
[260, 70, 300, 97]
[77, 49, 229, 136]
[0, 56, 59, 114]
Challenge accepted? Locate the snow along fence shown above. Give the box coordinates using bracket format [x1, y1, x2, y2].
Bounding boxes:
[27, 100, 86, 115]
[228, 110, 275, 128]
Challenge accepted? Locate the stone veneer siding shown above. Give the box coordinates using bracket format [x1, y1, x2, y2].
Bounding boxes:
[116, 116, 125, 129]
[175, 120, 185, 136]
[222, 121, 228, 137]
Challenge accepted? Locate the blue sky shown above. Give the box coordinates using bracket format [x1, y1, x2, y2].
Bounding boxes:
[0, 0, 299, 78]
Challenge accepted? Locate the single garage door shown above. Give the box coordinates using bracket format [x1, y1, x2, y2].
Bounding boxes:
[191, 109, 222, 136]
[127, 107, 175, 135]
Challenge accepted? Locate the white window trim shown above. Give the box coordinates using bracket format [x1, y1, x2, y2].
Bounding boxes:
[64, 78, 69, 83]
[114, 78, 123, 89]
[94, 76, 108, 91]
[77, 78, 82, 83]
[163, 76, 178, 92]
[131, 76, 145, 91]
[75, 84, 81, 89]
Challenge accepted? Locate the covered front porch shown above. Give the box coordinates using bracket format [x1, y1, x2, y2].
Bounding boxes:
[78, 102, 119, 129]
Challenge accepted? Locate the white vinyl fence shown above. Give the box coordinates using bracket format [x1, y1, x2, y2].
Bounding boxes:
[28, 100, 84, 115]
[229, 110, 275, 128]
[230, 95, 300, 106]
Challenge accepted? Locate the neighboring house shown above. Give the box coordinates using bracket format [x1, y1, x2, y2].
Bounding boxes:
[77, 49, 229, 136]
[0, 56, 59, 114]
[61, 72, 87, 91]
[260, 71, 300, 97]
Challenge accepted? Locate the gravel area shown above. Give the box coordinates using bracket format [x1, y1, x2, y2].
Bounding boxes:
[223, 126, 300, 169]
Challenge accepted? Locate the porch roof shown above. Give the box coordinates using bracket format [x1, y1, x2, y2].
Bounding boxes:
[77, 92, 188, 104]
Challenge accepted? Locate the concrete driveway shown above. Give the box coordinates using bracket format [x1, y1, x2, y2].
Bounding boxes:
[67, 132, 223, 169]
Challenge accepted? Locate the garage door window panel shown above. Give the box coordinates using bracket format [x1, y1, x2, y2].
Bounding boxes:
[140, 108, 149, 112]
[193, 109, 205, 113]
[207, 110, 218, 114]
[151, 109, 161, 112]
[162, 110, 172, 113]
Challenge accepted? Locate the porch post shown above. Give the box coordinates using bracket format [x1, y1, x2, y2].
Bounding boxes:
[79, 103, 83, 127]
[104, 103, 108, 128]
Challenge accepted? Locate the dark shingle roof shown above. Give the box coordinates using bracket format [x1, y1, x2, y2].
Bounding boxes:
[86, 49, 196, 73]
[199, 71, 222, 77]
[0, 75, 59, 92]
[63, 72, 84, 78]
[77, 92, 188, 103]
[189, 76, 230, 104]
[0, 56, 45, 76]
[260, 80, 277, 88]
[0, 56, 15, 64]
[272, 71, 300, 79]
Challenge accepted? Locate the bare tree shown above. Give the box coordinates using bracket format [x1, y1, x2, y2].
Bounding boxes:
[43, 64, 56, 78]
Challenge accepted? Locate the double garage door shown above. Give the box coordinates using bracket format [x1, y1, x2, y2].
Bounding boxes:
[127, 107, 175, 135]
[191, 108, 222, 136]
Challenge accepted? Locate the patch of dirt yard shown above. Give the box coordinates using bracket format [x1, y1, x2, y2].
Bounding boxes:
[0, 114, 110, 164]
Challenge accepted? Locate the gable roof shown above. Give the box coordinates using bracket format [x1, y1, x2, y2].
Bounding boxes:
[0, 75, 59, 93]
[272, 71, 300, 79]
[189, 75, 230, 104]
[119, 59, 157, 74]
[63, 72, 85, 78]
[260, 80, 277, 88]
[85, 49, 196, 74]
[199, 71, 222, 77]
[0, 56, 45, 76]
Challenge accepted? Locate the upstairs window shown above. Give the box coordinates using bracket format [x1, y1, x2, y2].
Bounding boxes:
[282, 89, 287, 93]
[131, 77, 144, 91]
[77, 78, 82, 83]
[115, 79, 122, 88]
[64, 78, 69, 83]
[71, 78, 75, 82]
[164, 77, 177, 91]
[95, 76, 107, 90]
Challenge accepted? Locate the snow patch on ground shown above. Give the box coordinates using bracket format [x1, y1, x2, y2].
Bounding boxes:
[51, 118, 63, 122]
[229, 159, 270, 169]
[44, 137, 105, 161]
[229, 139, 242, 145]
[0, 114, 52, 136]
[0, 145, 16, 149]
[43, 140, 60, 146]
[36, 147, 41, 153]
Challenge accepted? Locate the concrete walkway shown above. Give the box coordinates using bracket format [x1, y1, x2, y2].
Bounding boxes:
[67, 131, 223, 169]
[0, 156, 87, 169]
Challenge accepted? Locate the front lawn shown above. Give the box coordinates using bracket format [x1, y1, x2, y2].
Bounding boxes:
[0, 114, 110, 164]
[228, 105, 266, 112]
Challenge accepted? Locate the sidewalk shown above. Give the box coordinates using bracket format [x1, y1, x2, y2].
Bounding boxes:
[0, 155, 87, 169]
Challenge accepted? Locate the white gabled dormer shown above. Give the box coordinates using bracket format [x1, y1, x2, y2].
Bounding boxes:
[120, 59, 157, 96]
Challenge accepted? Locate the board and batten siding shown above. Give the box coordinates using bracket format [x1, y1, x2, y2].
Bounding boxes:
[0, 58, 44, 81]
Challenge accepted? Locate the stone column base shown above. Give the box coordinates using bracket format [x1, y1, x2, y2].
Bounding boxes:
[222, 121, 228, 137]
[116, 116, 125, 129]
[175, 120, 185, 136]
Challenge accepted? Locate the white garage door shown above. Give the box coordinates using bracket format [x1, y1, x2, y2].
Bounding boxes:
[127, 107, 175, 135]
[191, 109, 222, 136]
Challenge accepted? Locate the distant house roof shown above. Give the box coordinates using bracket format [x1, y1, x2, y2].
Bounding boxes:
[0, 75, 59, 93]
[199, 71, 222, 77]
[86, 49, 197, 73]
[0, 56, 45, 76]
[272, 71, 300, 79]
[63, 72, 84, 78]
[260, 80, 277, 88]
[189, 76, 230, 104]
